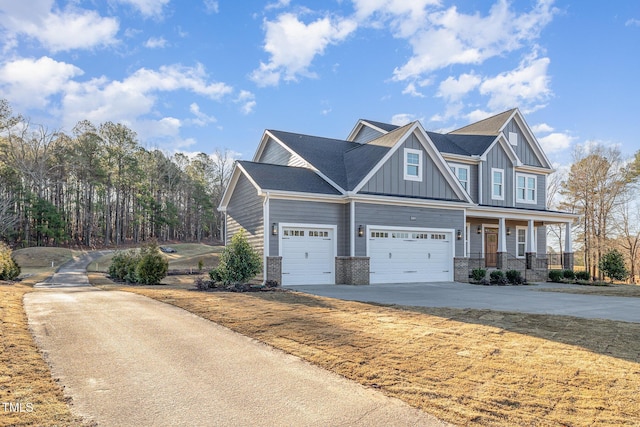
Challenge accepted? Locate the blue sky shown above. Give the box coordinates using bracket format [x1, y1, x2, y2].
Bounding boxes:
[0, 0, 638, 168]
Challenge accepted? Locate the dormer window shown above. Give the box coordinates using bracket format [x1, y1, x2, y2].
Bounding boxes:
[404, 148, 422, 181]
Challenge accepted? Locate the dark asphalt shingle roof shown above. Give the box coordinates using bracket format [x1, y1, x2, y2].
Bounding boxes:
[238, 161, 341, 195]
[360, 119, 400, 133]
[427, 132, 496, 156]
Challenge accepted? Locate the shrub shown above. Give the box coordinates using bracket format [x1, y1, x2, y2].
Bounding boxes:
[135, 242, 168, 285]
[489, 270, 508, 285]
[548, 270, 564, 282]
[215, 230, 261, 285]
[562, 269, 576, 281]
[108, 250, 140, 282]
[194, 276, 210, 291]
[505, 269, 523, 285]
[471, 268, 486, 282]
[599, 249, 628, 283]
[575, 270, 590, 281]
[0, 242, 21, 281]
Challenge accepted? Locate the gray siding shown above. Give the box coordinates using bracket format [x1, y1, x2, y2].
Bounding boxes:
[504, 119, 543, 167]
[354, 203, 465, 257]
[353, 125, 384, 144]
[258, 137, 305, 166]
[226, 174, 264, 256]
[468, 219, 546, 258]
[360, 135, 462, 201]
[482, 143, 513, 207]
[537, 225, 547, 255]
[269, 199, 349, 257]
[448, 162, 479, 203]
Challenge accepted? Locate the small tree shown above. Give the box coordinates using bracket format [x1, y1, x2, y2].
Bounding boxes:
[213, 230, 261, 285]
[136, 242, 168, 285]
[598, 249, 628, 283]
[0, 242, 20, 280]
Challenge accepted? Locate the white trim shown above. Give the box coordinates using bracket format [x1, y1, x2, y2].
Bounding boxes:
[449, 162, 470, 193]
[262, 192, 270, 285]
[491, 168, 504, 200]
[515, 226, 527, 258]
[467, 205, 578, 222]
[350, 200, 355, 257]
[478, 162, 483, 204]
[516, 173, 537, 204]
[480, 224, 498, 259]
[465, 222, 470, 257]
[346, 119, 390, 142]
[403, 148, 423, 181]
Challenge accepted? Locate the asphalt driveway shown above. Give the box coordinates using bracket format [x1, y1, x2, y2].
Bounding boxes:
[286, 281, 640, 323]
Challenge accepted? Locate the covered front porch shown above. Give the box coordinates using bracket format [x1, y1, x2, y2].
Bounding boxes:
[455, 207, 576, 282]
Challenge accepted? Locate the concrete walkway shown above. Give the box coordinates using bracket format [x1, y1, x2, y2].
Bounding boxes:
[286, 281, 640, 323]
[24, 254, 449, 426]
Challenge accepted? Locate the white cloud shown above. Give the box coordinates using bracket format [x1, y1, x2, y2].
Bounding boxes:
[352, 0, 438, 37]
[538, 132, 576, 153]
[204, 0, 219, 14]
[391, 113, 415, 126]
[265, 0, 291, 11]
[531, 123, 554, 134]
[479, 52, 551, 112]
[436, 72, 481, 102]
[625, 18, 640, 27]
[251, 13, 357, 86]
[392, 0, 557, 81]
[402, 82, 424, 97]
[0, 2, 119, 52]
[144, 36, 168, 48]
[235, 90, 256, 114]
[189, 103, 217, 126]
[0, 56, 83, 109]
[115, 0, 170, 18]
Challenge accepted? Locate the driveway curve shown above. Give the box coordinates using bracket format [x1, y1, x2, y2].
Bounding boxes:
[24, 254, 448, 426]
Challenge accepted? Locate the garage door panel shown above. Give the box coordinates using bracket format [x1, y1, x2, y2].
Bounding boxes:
[281, 227, 334, 285]
[369, 230, 452, 284]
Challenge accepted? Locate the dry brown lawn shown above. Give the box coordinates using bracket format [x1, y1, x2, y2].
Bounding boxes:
[0, 278, 84, 427]
[120, 285, 640, 427]
[539, 283, 640, 297]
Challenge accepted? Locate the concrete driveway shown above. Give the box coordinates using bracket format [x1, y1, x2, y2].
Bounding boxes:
[24, 253, 448, 427]
[286, 281, 640, 323]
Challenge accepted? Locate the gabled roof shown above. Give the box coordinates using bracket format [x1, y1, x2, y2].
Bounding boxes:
[449, 109, 517, 135]
[346, 119, 400, 142]
[427, 132, 495, 156]
[361, 119, 399, 133]
[238, 161, 341, 195]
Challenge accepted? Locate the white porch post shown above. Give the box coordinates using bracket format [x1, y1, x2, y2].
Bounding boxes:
[498, 217, 506, 252]
[564, 222, 572, 254]
[350, 200, 355, 257]
[526, 219, 535, 253]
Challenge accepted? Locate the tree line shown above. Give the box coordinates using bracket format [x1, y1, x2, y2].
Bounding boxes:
[0, 99, 232, 248]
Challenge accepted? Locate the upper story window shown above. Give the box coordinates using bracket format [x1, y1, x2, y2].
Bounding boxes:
[404, 148, 422, 181]
[491, 168, 504, 200]
[449, 164, 470, 192]
[516, 173, 537, 204]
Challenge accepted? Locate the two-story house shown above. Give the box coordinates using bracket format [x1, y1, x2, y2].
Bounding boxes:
[219, 108, 576, 285]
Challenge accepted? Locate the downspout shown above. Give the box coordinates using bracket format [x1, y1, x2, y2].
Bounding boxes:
[263, 192, 270, 285]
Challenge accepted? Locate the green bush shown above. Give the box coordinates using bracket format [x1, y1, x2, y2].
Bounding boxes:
[471, 268, 486, 282]
[562, 269, 576, 280]
[214, 230, 261, 285]
[135, 242, 168, 285]
[0, 242, 21, 281]
[505, 269, 523, 285]
[575, 271, 590, 281]
[599, 249, 628, 283]
[548, 269, 564, 282]
[209, 267, 224, 285]
[108, 250, 140, 282]
[490, 270, 508, 285]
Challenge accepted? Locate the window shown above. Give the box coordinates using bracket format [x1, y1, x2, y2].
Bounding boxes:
[509, 131, 518, 146]
[517, 228, 526, 257]
[450, 164, 470, 192]
[404, 148, 422, 181]
[491, 168, 504, 200]
[516, 173, 537, 204]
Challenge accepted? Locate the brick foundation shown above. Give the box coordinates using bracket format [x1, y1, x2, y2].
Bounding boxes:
[335, 257, 370, 285]
[266, 256, 282, 285]
[454, 257, 469, 282]
[563, 252, 574, 270]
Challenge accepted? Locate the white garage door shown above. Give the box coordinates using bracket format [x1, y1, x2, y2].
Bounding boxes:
[368, 229, 453, 284]
[281, 226, 335, 285]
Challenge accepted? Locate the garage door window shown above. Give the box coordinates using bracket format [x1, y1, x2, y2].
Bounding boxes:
[309, 230, 329, 237]
[392, 232, 409, 239]
[284, 229, 305, 236]
[371, 231, 388, 238]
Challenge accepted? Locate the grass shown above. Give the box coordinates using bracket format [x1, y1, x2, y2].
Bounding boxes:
[0, 279, 83, 426]
[117, 285, 640, 426]
[13, 247, 76, 276]
[540, 283, 640, 297]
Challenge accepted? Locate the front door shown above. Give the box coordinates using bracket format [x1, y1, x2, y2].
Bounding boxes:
[484, 228, 498, 268]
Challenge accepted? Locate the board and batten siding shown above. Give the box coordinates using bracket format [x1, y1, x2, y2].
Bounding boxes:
[352, 126, 384, 144]
[258, 137, 306, 167]
[514, 173, 546, 210]
[360, 135, 462, 201]
[269, 199, 349, 257]
[504, 119, 543, 167]
[226, 174, 264, 257]
[482, 143, 513, 207]
[354, 202, 465, 257]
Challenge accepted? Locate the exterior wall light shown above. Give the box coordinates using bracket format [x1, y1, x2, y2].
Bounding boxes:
[457, 229, 462, 240]
[358, 225, 364, 237]
[477, 226, 482, 234]
[506, 227, 511, 236]
[272, 223, 278, 235]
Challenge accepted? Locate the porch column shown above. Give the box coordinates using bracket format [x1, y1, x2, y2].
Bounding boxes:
[563, 221, 574, 270]
[497, 217, 507, 269]
[526, 219, 536, 269]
